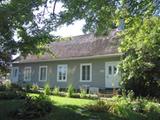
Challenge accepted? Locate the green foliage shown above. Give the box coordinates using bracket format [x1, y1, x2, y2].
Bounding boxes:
[31, 84, 39, 92]
[67, 84, 74, 97]
[80, 88, 87, 98]
[11, 94, 53, 119]
[56, 0, 159, 34]
[0, 0, 55, 75]
[0, 81, 22, 91]
[0, 84, 6, 91]
[0, 91, 26, 100]
[86, 100, 108, 112]
[87, 96, 160, 120]
[3, 80, 11, 90]
[53, 86, 60, 96]
[44, 83, 51, 95]
[24, 84, 32, 92]
[119, 17, 160, 97]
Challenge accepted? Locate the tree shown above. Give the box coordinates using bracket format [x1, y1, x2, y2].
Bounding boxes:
[54, 0, 160, 97]
[0, 0, 56, 75]
[119, 17, 160, 97]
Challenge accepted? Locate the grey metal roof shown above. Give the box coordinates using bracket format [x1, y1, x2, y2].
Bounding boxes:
[17, 30, 120, 63]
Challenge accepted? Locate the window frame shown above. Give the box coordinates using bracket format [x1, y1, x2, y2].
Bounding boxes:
[24, 67, 32, 81]
[80, 63, 92, 82]
[57, 64, 68, 82]
[39, 66, 47, 82]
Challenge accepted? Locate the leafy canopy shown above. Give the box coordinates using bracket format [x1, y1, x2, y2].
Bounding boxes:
[0, 0, 56, 75]
[119, 17, 160, 97]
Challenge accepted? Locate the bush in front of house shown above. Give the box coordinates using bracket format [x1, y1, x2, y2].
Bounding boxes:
[0, 84, 6, 91]
[86, 100, 109, 112]
[24, 84, 32, 92]
[80, 87, 87, 98]
[0, 91, 26, 100]
[53, 86, 60, 96]
[31, 84, 39, 92]
[44, 83, 51, 95]
[67, 84, 74, 97]
[86, 95, 160, 120]
[11, 94, 53, 119]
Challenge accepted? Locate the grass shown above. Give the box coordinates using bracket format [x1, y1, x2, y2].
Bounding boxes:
[0, 94, 122, 120]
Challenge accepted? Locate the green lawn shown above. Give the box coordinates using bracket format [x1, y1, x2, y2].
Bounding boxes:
[0, 95, 122, 120]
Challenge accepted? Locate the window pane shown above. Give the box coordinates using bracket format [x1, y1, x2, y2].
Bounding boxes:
[14, 69, 17, 77]
[113, 66, 117, 74]
[40, 67, 46, 80]
[82, 66, 86, 80]
[81, 65, 91, 81]
[108, 66, 112, 75]
[87, 65, 90, 80]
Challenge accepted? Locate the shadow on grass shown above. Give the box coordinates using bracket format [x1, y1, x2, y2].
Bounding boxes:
[38, 104, 123, 120]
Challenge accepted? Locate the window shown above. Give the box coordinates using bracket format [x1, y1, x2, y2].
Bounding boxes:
[108, 66, 112, 75]
[113, 66, 117, 74]
[80, 63, 92, 82]
[39, 66, 47, 81]
[57, 65, 67, 82]
[12, 67, 19, 78]
[24, 67, 31, 81]
[11, 67, 19, 82]
[108, 65, 118, 75]
[12, 67, 18, 77]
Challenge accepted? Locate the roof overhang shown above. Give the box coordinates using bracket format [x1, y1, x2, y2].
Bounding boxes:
[13, 53, 122, 64]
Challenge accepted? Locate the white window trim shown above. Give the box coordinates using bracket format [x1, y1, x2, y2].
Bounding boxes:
[57, 64, 68, 82]
[24, 67, 31, 81]
[80, 63, 92, 82]
[39, 66, 47, 81]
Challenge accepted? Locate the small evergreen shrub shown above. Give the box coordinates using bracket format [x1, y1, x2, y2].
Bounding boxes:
[31, 84, 39, 92]
[53, 86, 60, 95]
[44, 84, 51, 95]
[67, 84, 74, 97]
[80, 88, 87, 98]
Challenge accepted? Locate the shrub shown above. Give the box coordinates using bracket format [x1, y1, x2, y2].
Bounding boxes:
[127, 90, 135, 101]
[86, 100, 108, 112]
[11, 94, 53, 119]
[0, 91, 26, 100]
[24, 84, 32, 92]
[31, 84, 39, 92]
[0, 84, 6, 91]
[10, 83, 23, 91]
[44, 84, 51, 95]
[53, 86, 60, 95]
[3, 80, 11, 90]
[67, 84, 74, 97]
[80, 88, 87, 98]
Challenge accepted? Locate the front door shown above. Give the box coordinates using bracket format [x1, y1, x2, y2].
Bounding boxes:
[11, 67, 19, 83]
[105, 62, 120, 88]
